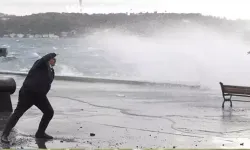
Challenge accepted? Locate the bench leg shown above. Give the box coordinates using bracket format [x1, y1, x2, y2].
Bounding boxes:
[222, 100, 225, 108]
[222, 95, 226, 108]
[229, 95, 232, 107]
[222, 95, 232, 108]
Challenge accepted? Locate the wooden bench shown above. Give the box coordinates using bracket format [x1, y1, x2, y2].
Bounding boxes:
[219, 82, 250, 108]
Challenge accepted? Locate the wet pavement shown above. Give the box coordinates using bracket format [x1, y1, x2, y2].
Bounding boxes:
[1, 76, 250, 149]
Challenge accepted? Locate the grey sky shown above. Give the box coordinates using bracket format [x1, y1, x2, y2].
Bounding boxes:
[1, 0, 250, 20]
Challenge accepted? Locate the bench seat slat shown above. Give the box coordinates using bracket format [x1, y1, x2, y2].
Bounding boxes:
[224, 93, 250, 97]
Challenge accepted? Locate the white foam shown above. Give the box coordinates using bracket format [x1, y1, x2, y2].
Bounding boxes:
[31, 52, 41, 58]
[1, 44, 10, 48]
[20, 68, 29, 72]
[57, 65, 83, 76]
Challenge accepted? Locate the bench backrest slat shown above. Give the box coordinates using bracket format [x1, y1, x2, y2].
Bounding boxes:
[224, 87, 250, 95]
[224, 85, 250, 89]
[220, 82, 250, 95]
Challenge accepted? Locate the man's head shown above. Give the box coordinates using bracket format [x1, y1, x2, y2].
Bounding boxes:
[49, 57, 56, 67]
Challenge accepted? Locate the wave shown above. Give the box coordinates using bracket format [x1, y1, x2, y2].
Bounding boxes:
[30, 52, 41, 58]
[0, 70, 201, 89]
[0, 56, 17, 62]
[57, 65, 83, 76]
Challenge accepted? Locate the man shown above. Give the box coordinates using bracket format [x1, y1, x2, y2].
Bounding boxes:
[1, 53, 57, 143]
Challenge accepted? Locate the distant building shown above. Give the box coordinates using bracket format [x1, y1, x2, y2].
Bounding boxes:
[0, 17, 9, 21]
[182, 19, 190, 23]
[49, 33, 59, 38]
[70, 30, 77, 35]
[42, 34, 49, 38]
[9, 33, 16, 38]
[35, 34, 42, 38]
[17, 34, 24, 38]
[26, 34, 34, 38]
[61, 32, 68, 37]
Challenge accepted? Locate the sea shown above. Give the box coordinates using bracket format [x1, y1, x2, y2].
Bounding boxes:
[1, 28, 250, 90]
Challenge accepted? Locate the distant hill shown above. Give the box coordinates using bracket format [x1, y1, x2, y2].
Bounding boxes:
[0, 12, 249, 38]
[0, 13, 5, 17]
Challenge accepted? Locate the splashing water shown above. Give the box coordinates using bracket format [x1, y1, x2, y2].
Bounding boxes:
[56, 65, 83, 76]
[84, 27, 250, 89]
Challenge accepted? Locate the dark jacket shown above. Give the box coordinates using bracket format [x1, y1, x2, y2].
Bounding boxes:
[22, 53, 56, 95]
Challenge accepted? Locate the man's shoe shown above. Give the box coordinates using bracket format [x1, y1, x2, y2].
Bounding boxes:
[1, 135, 10, 144]
[35, 133, 53, 139]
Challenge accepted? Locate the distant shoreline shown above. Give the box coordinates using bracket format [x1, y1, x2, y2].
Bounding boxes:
[0, 12, 249, 39]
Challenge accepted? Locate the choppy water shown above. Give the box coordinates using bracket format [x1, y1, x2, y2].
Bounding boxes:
[0, 38, 136, 77]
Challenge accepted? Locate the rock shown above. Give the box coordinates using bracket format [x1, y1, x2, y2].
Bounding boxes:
[90, 133, 95, 136]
